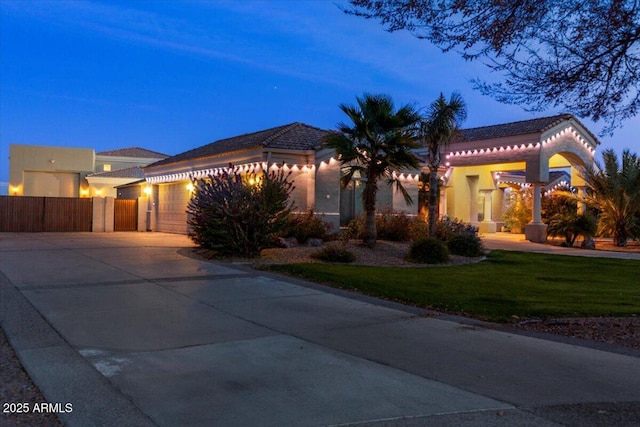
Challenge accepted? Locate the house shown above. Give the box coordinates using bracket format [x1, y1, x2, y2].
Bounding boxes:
[9, 145, 168, 198]
[138, 114, 597, 242]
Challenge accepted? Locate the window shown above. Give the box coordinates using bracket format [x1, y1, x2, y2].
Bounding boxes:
[103, 164, 111, 171]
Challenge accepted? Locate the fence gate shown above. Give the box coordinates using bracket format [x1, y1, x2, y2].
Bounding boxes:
[114, 199, 138, 231]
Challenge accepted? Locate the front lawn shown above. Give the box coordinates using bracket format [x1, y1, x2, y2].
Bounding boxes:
[264, 250, 640, 322]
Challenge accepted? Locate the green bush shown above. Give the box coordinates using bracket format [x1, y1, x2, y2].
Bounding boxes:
[407, 238, 449, 264]
[311, 245, 356, 263]
[187, 168, 294, 257]
[447, 234, 484, 257]
[284, 209, 332, 244]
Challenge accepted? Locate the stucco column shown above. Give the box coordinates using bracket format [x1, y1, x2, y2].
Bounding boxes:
[525, 183, 547, 242]
[439, 186, 447, 218]
[532, 183, 542, 224]
[478, 189, 496, 233]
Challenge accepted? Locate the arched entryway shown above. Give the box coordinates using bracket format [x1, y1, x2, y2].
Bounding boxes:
[437, 114, 598, 242]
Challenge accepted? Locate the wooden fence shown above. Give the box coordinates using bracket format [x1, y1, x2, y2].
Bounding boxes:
[0, 196, 93, 232]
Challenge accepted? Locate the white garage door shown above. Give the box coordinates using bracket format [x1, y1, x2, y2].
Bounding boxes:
[24, 171, 79, 197]
[156, 182, 190, 234]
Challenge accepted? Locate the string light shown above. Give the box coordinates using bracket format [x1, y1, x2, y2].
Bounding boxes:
[145, 156, 422, 184]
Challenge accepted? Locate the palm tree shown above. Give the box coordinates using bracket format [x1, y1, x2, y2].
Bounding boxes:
[572, 149, 640, 246]
[419, 92, 467, 236]
[324, 93, 421, 246]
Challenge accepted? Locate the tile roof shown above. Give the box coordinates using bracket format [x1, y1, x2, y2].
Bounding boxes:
[454, 114, 599, 143]
[87, 166, 145, 179]
[97, 147, 169, 158]
[149, 122, 328, 167]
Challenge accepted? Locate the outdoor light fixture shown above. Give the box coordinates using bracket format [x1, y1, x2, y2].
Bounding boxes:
[143, 186, 152, 196]
[186, 183, 195, 192]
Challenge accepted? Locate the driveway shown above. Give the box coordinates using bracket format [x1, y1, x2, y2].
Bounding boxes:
[1, 232, 639, 426]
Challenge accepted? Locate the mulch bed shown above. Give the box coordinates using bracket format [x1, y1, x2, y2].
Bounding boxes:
[513, 317, 640, 350]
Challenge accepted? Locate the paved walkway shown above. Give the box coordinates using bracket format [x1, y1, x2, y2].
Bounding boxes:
[481, 232, 640, 260]
[1, 232, 639, 426]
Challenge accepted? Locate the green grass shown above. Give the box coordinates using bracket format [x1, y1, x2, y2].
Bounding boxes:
[263, 250, 640, 322]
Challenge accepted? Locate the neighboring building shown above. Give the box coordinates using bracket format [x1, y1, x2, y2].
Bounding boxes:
[87, 147, 168, 197]
[8, 144, 95, 197]
[9, 145, 167, 198]
[140, 114, 598, 242]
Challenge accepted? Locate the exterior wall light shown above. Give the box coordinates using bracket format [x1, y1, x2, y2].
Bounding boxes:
[143, 186, 152, 196]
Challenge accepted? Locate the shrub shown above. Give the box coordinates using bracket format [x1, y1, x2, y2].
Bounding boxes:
[376, 208, 413, 241]
[433, 217, 478, 241]
[284, 209, 331, 244]
[447, 234, 484, 257]
[346, 215, 365, 240]
[408, 218, 430, 240]
[407, 238, 449, 264]
[311, 245, 356, 263]
[187, 168, 294, 258]
[547, 212, 597, 246]
[346, 208, 414, 241]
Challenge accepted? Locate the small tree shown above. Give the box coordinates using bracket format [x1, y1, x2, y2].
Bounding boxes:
[187, 167, 294, 257]
[502, 187, 532, 233]
[324, 93, 421, 247]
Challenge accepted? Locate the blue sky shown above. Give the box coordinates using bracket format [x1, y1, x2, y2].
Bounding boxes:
[1, 0, 638, 194]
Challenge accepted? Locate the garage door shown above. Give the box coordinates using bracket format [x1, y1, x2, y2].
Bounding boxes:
[24, 171, 79, 197]
[156, 182, 190, 234]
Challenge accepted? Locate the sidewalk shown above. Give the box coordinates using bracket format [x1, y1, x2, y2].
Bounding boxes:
[1, 232, 639, 426]
[481, 232, 640, 260]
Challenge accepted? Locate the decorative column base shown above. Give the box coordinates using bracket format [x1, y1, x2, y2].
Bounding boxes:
[525, 223, 548, 243]
[478, 221, 497, 234]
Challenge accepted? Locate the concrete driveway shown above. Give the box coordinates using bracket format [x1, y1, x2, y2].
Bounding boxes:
[1, 232, 639, 426]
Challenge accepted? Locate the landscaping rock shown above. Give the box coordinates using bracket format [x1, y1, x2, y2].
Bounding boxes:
[306, 238, 323, 247]
[278, 237, 299, 248]
[581, 237, 596, 249]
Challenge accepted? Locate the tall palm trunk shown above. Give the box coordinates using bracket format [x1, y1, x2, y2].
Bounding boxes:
[613, 217, 628, 247]
[427, 166, 439, 236]
[363, 175, 378, 246]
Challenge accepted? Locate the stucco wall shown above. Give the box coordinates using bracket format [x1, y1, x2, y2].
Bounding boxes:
[446, 162, 525, 223]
